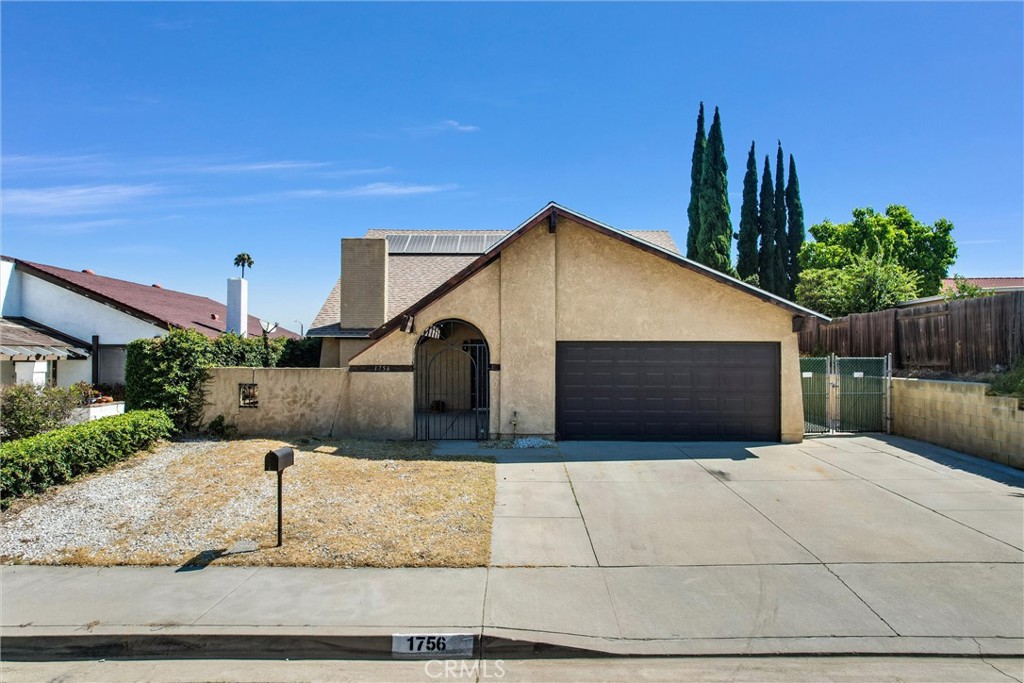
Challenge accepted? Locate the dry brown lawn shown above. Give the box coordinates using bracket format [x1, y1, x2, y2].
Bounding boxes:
[0, 438, 495, 568]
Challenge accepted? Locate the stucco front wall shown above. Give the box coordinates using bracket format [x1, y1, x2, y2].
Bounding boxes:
[555, 220, 803, 442]
[350, 260, 502, 367]
[205, 368, 348, 436]
[300, 218, 805, 442]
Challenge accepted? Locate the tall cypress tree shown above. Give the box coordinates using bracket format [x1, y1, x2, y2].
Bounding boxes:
[736, 141, 759, 281]
[696, 106, 733, 274]
[757, 156, 776, 293]
[772, 142, 788, 295]
[685, 103, 706, 260]
[785, 154, 805, 297]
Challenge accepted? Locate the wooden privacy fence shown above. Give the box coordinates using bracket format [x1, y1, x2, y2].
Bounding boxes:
[798, 291, 1024, 373]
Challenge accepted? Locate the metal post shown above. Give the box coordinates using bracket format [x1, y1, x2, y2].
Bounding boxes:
[276, 470, 283, 547]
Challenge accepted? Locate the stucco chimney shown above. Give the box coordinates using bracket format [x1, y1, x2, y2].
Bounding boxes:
[339, 238, 388, 329]
[226, 277, 248, 337]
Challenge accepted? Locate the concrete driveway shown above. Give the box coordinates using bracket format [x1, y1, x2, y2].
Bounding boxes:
[436, 434, 1024, 651]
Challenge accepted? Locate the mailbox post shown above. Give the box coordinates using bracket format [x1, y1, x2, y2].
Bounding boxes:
[264, 447, 294, 547]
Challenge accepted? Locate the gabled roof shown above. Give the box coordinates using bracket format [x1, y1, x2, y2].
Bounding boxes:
[309, 225, 680, 336]
[369, 203, 828, 339]
[5, 257, 298, 339]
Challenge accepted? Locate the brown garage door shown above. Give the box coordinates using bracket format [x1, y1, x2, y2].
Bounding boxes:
[556, 342, 780, 441]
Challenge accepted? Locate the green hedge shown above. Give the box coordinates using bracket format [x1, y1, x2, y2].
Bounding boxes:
[0, 410, 173, 509]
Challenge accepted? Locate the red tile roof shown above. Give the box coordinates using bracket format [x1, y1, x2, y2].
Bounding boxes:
[941, 277, 1024, 290]
[10, 258, 298, 339]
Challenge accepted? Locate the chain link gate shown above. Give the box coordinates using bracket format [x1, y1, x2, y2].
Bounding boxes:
[800, 354, 892, 434]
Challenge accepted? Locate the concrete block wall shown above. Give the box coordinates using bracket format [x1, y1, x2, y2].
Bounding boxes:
[892, 378, 1024, 469]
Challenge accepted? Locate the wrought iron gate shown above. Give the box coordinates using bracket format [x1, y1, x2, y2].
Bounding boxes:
[800, 355, 892, 434]
[415, 335, 490, 440]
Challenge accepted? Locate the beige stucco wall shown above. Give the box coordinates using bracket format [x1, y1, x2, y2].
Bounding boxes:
[204, 368, 348, 436]
[204, 367, 408, 439]
[346, 372, 414, 439]
[341, 217, 805, 442]
[892, 378, 1024, 469]
[499, 225, 557, 436]
[319, 338, 373, 368]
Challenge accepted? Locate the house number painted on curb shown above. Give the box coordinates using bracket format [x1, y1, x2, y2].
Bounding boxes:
[392, 633, 474, 658]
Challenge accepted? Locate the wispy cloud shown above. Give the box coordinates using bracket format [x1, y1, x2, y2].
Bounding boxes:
[283, 182, 457, 198]
[3, 154, 115, 175]
[3, 153, 344, 178]
[193, 160, 331, 174]
[959, 239, 1006, 245]
[3, 184, 163, 216]
[404, 119, 480, 136]
[321, 166, 394, 179]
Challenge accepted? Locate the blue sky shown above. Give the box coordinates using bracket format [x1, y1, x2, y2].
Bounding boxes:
[3, 2, 1022, 331]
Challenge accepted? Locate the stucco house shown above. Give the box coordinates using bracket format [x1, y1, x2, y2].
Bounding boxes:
[0, 256, 296, 388]
[301, 203, 827, 443]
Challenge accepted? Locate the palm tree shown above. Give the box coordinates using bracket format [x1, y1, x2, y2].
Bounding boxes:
[233, 253, 254, 278]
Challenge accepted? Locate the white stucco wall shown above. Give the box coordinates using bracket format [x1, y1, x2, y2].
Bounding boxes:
[57, 359, 93, 387]
[0, 260, 22, 316]
[18, 271, 165, 344]
[14, 360, 50, 386]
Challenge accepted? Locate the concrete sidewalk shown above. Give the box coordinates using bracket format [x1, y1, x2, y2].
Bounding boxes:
[2, 561, 1021, 658]
[3, 434, 1023, 660]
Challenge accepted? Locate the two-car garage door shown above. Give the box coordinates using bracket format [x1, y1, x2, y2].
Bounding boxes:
[556, 342, 780, 441]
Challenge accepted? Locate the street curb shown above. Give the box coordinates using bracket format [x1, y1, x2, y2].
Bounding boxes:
[2, 631, 1021, 661]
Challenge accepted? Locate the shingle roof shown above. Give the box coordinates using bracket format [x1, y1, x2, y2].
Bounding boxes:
[9, 258, 298, 339]
[309, 228, 681, 336]
[941, 277, 1024, 290]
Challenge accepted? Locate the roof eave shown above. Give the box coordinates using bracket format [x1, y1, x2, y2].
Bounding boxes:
[369, 203, 828, 339]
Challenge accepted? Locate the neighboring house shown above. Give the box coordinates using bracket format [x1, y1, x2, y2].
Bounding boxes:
[308, 203, 827, 443]
[898, 276, 1024, 307]
[939, 277, 1024, 293]
[0, 256, 296, 388]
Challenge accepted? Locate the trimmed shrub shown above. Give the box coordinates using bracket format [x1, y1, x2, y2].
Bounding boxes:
[0, 383, 89, 441]
[0, 409, 172, 508]
[126, 329, 212, 432]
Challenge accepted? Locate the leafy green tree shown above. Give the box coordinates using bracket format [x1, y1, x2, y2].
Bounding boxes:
[233, 252, 254, 278]
[795, 253, 919, 317]
[785, 154, 805, 297]
[686, 103, 706, 260]
[735, 142, 760, 280]
[696, 106, 734, 274]
[799, 205, 957, 297]
[757, 156, 776, 293]
[772, 142, 788, 295]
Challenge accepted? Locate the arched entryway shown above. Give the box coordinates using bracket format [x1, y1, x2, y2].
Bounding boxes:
[414, 320, 490, 440]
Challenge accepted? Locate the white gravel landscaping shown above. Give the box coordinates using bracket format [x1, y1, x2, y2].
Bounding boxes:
[0, 437, 494, 567]
[0, 440, 228, 563]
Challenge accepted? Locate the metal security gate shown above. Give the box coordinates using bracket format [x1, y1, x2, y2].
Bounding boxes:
[800, 355, 892, 434]
[415, 325, 490, 440]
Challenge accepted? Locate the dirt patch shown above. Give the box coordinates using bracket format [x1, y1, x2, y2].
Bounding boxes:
[0, 438, 494, 568]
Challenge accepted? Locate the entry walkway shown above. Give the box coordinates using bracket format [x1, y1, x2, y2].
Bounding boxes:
[2, 435, 1022, 659]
